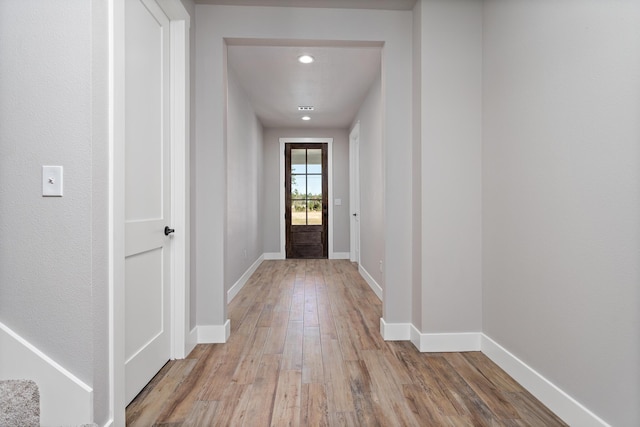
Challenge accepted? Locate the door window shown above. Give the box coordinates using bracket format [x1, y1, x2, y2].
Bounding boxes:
[290, 148, 323, 226]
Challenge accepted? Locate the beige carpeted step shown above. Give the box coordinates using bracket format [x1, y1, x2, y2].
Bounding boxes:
[0, 379, 40, 427]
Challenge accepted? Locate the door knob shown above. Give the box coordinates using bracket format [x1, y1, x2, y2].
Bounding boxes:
[164, 226, 175, 236]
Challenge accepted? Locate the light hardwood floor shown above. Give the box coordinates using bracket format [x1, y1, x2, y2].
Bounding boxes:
[126, 259, 567, 426]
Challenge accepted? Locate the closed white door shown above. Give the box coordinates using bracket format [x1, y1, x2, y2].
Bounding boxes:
[349, 125, 361, 264]
[124, 0, 172, 404]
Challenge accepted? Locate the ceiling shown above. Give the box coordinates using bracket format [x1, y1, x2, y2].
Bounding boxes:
[202, 0, 407, 129]
[196, 0, 417, 11]
[227, 43, 382, 128]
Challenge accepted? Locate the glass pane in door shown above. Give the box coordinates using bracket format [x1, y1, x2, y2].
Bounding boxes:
[307, 199, 322, 225]
[291, 200, 306, 225]
[291, 175, 306, 198]
[307, 175, 322, 198]
[291, 149, 306, 174]
[289, 147, 324, 226]
[307, 149, 322, 174]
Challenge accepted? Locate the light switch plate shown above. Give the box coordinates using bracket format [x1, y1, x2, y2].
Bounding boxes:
[334, 198, 342, 206]
[42, 166, 63, 197]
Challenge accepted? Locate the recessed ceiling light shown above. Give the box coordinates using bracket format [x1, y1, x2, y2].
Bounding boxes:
[298, 106, 314, 111]
[301, 116, 311, 121]
[298, 55, 314, 64]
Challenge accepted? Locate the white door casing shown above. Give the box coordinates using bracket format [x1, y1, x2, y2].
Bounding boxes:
[123, 0, 172, 405]
[349, 123, 361, 264]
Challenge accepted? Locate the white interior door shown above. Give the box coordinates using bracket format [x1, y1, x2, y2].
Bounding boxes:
[349, 124, 361, 264]
[124, 0, 172, 405]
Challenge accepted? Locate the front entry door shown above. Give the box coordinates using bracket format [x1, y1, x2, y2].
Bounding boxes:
[124, 0, 172, 404]
[285, 143, 328, 258]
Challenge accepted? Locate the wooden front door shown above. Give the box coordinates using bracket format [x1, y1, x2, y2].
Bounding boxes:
[285, 143, 328, 258]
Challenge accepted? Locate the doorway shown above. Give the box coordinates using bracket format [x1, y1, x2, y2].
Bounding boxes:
[112, 0, 190, 423]
[123, 0, 172, 404]
[349, 122, 361, 264]
[279, 137, 334, 259]
[285, 143, 328, 258]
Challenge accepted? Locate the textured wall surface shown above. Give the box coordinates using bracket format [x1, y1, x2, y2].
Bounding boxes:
[0, 0, 93, 383]
[483, 1, 640, 425]
[418, 0, 483, 333]
[226, 68, 264, 291]
[352, 73, 385, 291]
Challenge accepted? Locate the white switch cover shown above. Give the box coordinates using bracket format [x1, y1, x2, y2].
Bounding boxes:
[42, 166, 63, 197]
[334, 198, 342, 206]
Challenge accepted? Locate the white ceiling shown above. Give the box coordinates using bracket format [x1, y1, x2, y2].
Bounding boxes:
[203, 0, 405, 129]
[196, 0, 417, 11]
[227, 43, 382, 128]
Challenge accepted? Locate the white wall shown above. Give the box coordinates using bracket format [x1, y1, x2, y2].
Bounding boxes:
[332, 131, 350, 255]
[181, 0, 199, 335]
[262, 128, 350, 257]
[0, 0, 93, 388]
[411, 0, 423, 335]
[0, 0, 110, 424]
[418, 0, 483, 334]
[195, 4, 413, 330]
[226, 67, 264, 291]
[483, 1, 640, 425]
[91, 0, 110, 423]
[351, 73, 385, 292]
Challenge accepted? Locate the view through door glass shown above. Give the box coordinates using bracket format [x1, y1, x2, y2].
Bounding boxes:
[286, 143, 328, 258]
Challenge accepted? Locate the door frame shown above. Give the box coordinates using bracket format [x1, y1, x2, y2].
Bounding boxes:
[349, 122, 361, 264]
[285, 143, 329, 259]
[110, 0, 190, 424]
[279, 138, 333, 259]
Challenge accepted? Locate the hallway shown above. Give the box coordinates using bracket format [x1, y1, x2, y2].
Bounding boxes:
[126, 260, 565, 426]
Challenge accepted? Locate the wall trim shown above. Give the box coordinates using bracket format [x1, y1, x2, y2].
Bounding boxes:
[481, 335, 610, 427]
[331, 252, 351, 260]
[227, 255, 264, 302]
[197, 320, 231, 344]
[359, 265, 383, 300]
[375, 323, 609, 425]
[263, 252, 349, 261]
[0, 321, 93, 426]
[410, 325, 481, 352]
[379, 318, 411, 340]
[185, 326, 198, 357]
[263, 252, 285, 260]
[167, 3, 190, 362]
[102, 420, 114, 427]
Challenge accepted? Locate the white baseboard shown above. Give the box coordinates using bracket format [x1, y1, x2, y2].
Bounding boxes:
[410, 325, 481, 352]
[227, 255, 264, 302]
[330, 252, 350, 259]
[481, 334, 610, 427]
[0, 321, 93, 426]
[380, 318, 411, 340]
[197, 319, 231, 344]
[359, 265, 383, 300]
[185, 326, 198, 356]
[265, 252, 350, 260]
[263, 252, 284, 260]
[377, 324, 609, 426]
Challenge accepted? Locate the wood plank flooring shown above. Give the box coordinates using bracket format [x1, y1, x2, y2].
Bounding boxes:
[126, 259, 567, 426]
